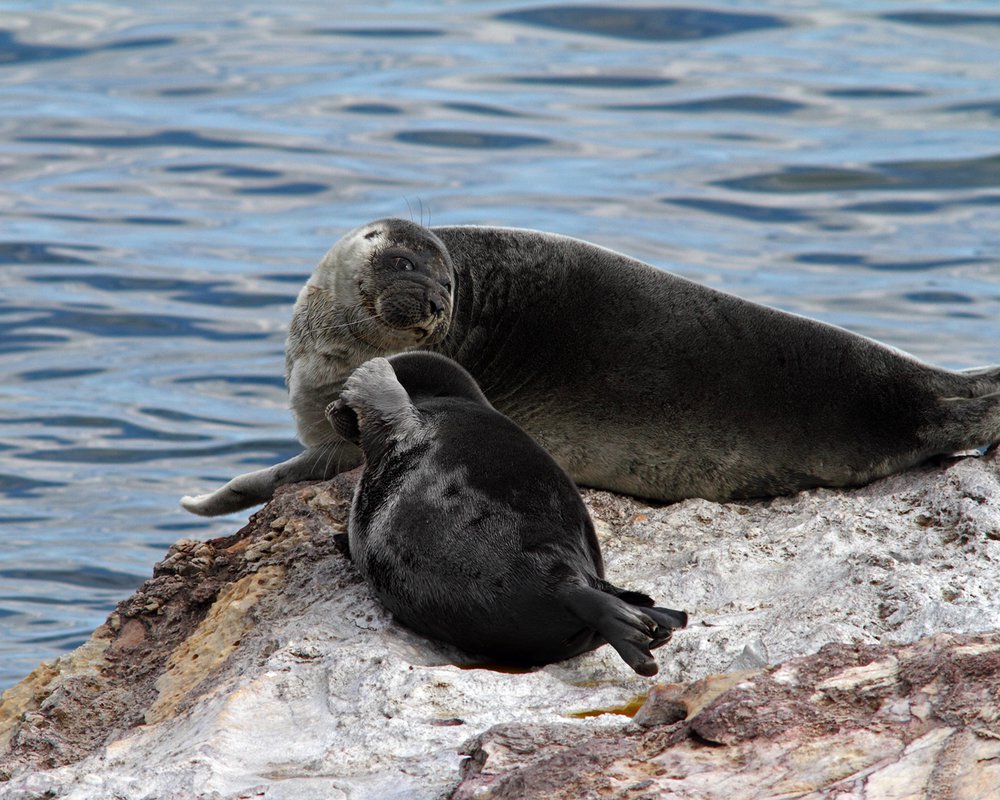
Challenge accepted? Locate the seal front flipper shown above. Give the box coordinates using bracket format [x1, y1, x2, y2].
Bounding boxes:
[180, 444, 361, 517]
[326, 400, 360, 445]
[561, 584, 687, 676]
[327, 357, 424, 458]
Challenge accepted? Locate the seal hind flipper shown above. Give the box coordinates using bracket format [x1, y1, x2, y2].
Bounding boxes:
[934, 389, 1000, 453]
[594, 580, 688, 641]
[561, 584, 687, 676]
[594, 579, 655, 607]
[642, 605, 690, 647]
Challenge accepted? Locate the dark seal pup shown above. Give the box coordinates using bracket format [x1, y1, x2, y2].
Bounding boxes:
[326, 351, 687, 675]
[182, 218, 1000, 516]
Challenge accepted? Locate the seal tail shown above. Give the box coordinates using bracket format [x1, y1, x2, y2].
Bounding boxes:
[957, 364, 1000, 386]
[932, 388, 1000, 454]
[561, 584, 687, 676]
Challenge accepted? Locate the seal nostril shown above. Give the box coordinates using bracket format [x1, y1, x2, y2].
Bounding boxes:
[428, 297, 444, 316]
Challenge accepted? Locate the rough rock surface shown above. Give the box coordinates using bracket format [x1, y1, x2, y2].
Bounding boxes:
[453, 632, 1000, 799]
[0, 454, 998, 799]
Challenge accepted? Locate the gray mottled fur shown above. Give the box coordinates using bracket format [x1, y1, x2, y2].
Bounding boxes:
[182, 218, 1000, 516]
[328, 352, 686, 674]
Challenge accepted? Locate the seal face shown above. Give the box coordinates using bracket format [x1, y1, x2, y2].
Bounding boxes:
[327, 352, 687, 675]
[343, 223, 453, 351]
[181, 220, 455, 517]
[181, 218, 1000, 517]
[286, 220, 454, 447]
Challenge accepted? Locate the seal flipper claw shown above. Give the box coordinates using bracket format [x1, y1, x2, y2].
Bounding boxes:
[642, 606, 689, 647]
[326, 399, 360, 445]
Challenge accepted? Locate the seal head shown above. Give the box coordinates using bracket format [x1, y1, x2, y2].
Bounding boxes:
[285, 218, 455, 449]
[309, 219, 454, 353]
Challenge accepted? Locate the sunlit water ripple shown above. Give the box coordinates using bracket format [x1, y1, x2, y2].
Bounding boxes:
[1, 1, 998, 688]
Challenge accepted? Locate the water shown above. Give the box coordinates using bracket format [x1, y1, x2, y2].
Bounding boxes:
[1, 1, 998, 690]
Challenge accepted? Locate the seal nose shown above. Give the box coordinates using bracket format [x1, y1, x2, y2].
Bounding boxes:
[428, 296, 445, 316]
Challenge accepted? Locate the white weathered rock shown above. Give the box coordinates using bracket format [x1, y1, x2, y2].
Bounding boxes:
[1, 454, 998, 798]
[454, 632, 1000, 799]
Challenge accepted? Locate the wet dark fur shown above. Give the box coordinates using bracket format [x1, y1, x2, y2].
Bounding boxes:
[182, 219, 1000, 516]
[329, 352, 686, 675]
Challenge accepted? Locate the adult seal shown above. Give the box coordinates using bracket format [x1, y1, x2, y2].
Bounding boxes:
[326, 351, 687, 674]
[182, 218, 1000, 516]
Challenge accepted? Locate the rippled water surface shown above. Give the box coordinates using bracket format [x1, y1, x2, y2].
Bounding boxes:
[1, 1, 999, 688]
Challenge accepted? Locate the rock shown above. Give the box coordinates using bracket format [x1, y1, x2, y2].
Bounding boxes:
[453, 632, 1000, 799]
[0, 455, 998, 798]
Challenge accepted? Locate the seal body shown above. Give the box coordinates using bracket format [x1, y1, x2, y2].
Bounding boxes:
[327, 352, 686, 675]
[182, 218, 1000, 516]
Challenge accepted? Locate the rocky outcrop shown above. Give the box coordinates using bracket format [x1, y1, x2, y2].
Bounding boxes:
[0, 472, 354, 781]
[453, 632, 1000, 799]
[1, 454, 998, 799]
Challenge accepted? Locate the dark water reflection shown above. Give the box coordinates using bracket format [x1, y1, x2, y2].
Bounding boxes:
[720, 154, 1000, 194]
[496, 6, 788, 41]
[0, 30, 178, 66]
[1, 1, 999, 689]
[881, 11, 1000, 27]
[615, 95, 808, 114]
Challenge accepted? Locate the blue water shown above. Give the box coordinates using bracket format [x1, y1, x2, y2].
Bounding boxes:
[1, 1, 999, 689]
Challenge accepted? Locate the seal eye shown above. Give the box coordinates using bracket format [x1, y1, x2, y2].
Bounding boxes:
[392, 256, 414, 272]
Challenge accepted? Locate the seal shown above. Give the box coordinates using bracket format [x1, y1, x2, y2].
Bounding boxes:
[181, 218, 1000, 516]
[326, 351, 687, 675]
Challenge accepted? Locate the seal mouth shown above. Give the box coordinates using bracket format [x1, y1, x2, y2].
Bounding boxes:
[372, 290, 450, 343]
[348, 298, 447, 349]
[405, 315, 451, 345]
